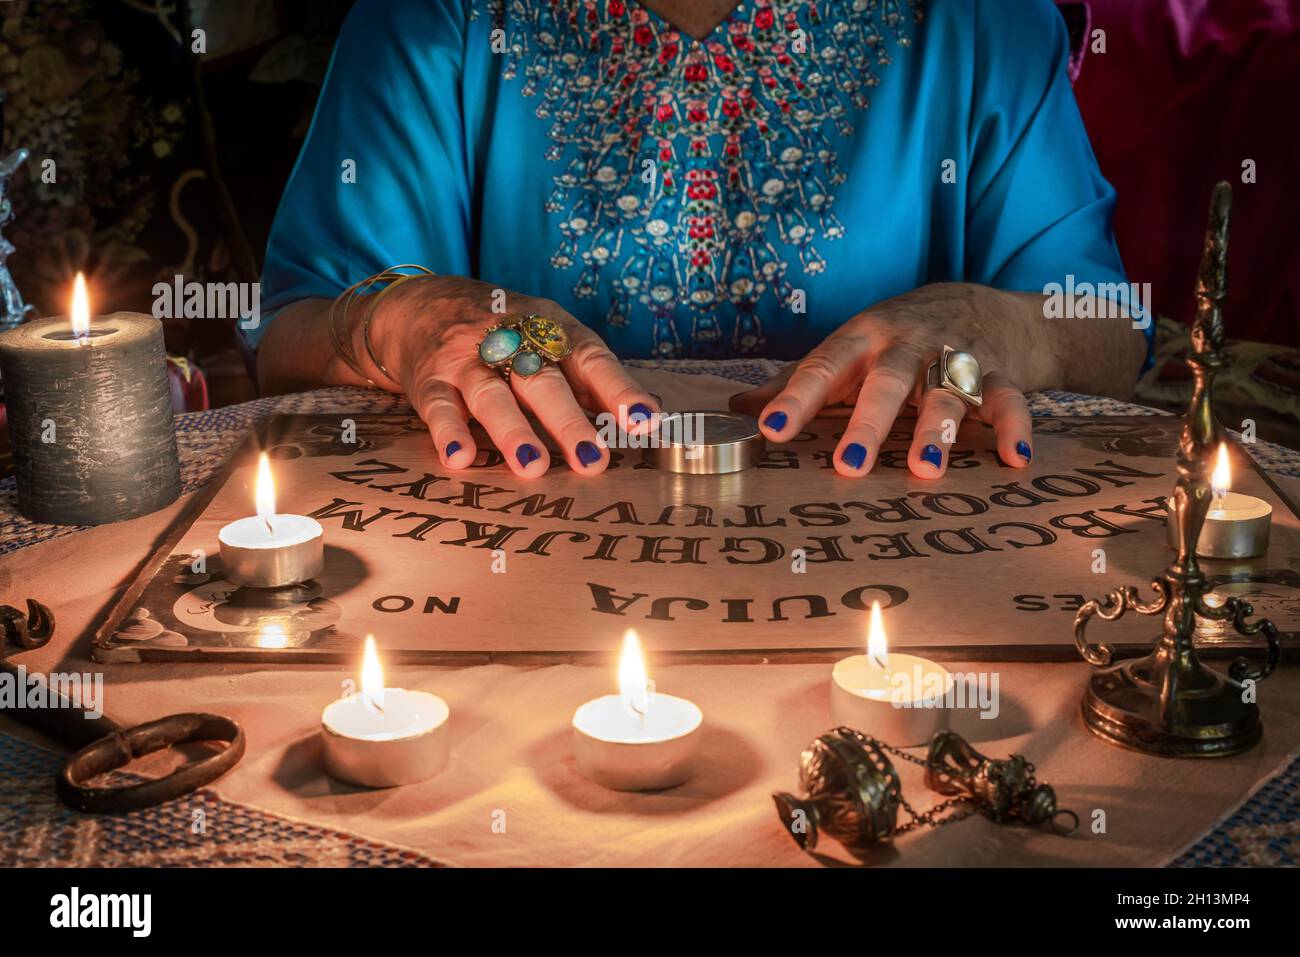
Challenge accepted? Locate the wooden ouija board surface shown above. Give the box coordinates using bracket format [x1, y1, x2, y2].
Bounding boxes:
[94, 413, 1300, 663]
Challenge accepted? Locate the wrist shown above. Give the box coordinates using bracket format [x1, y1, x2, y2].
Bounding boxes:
[356, 271, 441, 389]
[954, 286, 1063, 393]
[360, 282, 411, 385]
[1009, 292, 1068, 392]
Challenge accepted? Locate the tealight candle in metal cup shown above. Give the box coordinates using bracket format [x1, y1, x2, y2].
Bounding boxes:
[830, 601, 953, 747]
[572, 630, 703, 791]
[1165, 443, 1271, 559]
[218, 452, 324, 587]
[320, 635, 451, 788]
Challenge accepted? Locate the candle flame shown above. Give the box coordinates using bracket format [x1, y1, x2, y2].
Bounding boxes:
[255, 452, 276, 534]
[618, 629, 654, 718]
[1211, 443, 1231, 501]
[257, 622, 288, 649]
[71, 272, 91, 340]
[867, 600, 889, 670]
[360, 635, 385, 712]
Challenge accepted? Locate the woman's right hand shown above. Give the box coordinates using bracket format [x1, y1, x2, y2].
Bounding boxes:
[366, 276, 659, 479]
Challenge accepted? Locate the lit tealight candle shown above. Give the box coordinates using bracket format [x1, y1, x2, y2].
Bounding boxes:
[218, 452, 324, 587]
[572, 630, 703, 791]
[831, 601, 954, 747]
[320, 635, 451, 788]
[0, 272, 180, 525]
[1166, 443, 1271, 559]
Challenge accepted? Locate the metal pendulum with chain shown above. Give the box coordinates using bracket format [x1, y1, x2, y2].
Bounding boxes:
[773, 727, 1078, 855]
[876, 739, 981, 834]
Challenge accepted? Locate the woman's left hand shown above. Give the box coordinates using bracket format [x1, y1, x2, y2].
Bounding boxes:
[731, 283, 1058, 478]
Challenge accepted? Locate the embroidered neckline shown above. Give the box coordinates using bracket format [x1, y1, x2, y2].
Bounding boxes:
[634, 0, 748, 46]
[488, 0, 923, 357]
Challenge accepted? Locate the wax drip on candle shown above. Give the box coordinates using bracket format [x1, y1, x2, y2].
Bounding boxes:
[618, 629, 655, 720]
[71, 272, 91, 345]
[360, 635, 386, 715]
[867, 600, 889, 673]
[255, 452, 276, 536]
[1210, 442, 1230, 513]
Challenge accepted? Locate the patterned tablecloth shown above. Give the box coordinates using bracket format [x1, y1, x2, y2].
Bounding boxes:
[1, 360, 1296, 867]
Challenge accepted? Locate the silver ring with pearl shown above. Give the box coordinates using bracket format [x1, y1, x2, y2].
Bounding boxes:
[923, 345, 983, 408]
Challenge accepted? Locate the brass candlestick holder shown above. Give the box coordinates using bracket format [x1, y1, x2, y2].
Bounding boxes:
[1073, 182, 1279, 757]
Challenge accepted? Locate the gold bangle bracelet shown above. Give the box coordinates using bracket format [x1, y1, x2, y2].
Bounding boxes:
[363, 267, 433, 386]
[329, 276, 381, 383]
[332, 271, 401, 380]
[339, 272, 398, 382]
[329, 265, 434, 388]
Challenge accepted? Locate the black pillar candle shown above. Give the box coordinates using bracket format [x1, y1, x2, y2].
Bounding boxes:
[0, 296, 180, 525]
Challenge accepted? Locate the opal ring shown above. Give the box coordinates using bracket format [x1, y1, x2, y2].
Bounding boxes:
[923, 345, 983, 408]
[478, 315, 573, 379]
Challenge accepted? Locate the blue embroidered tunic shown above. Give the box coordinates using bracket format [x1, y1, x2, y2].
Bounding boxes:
[255, 0, 1139, 361]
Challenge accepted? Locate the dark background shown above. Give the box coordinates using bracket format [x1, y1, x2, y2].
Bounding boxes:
[3, 0, 355, 408]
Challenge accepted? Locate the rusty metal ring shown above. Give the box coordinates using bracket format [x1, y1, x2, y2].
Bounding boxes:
[22, 598, 54, 648]
[0, 598, 54, 649]
[1052, 809, 1081, 836]
[56, 712, 245, 813]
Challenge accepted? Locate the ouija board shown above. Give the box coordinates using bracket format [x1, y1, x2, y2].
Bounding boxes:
[94, 412, 1300, 664]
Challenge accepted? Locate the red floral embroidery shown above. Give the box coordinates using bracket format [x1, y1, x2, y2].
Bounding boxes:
[490, 0, 921, 356]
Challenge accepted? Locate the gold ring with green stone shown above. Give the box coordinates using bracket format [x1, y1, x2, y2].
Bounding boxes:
[477, 315, 572, 380]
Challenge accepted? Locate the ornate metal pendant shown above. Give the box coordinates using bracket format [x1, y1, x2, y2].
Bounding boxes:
[773, 727, 1076, 856]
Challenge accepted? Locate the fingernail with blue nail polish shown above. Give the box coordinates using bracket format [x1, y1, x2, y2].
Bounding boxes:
[841, 442, 867, 470]
[922, 444, 943, 469]
[1016, 440, 1032, 463]
[629, 402, 652, 424]
[445, 441, 461, 459]
[517, 444, 540, 467]
[763, 411, 788, 433]
[576, 441, 602, 466]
